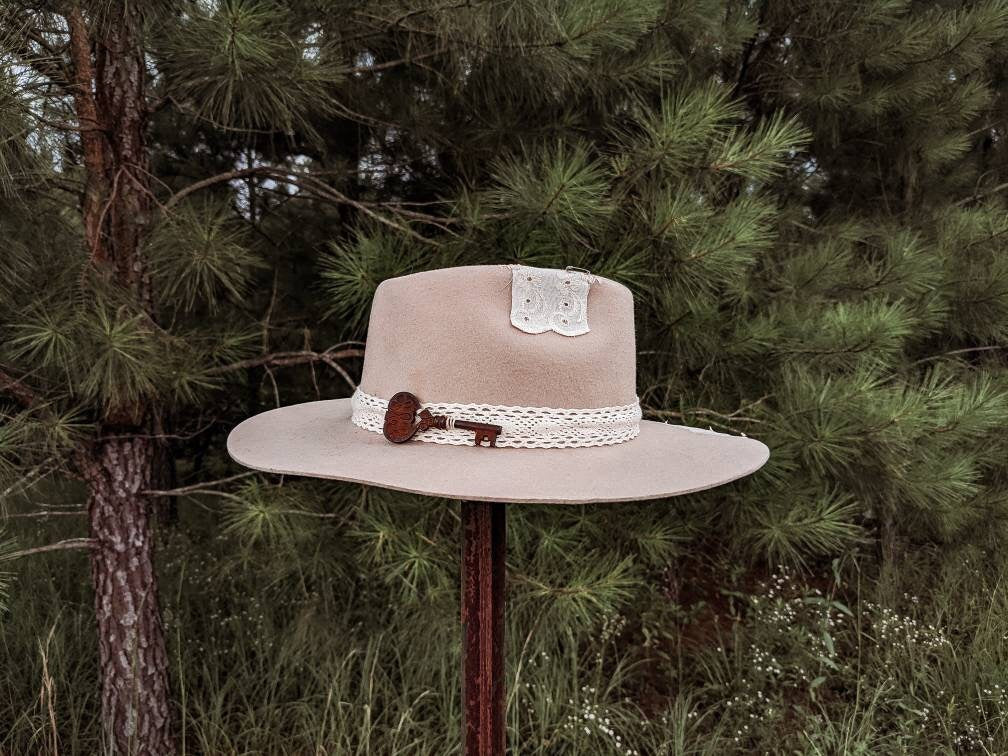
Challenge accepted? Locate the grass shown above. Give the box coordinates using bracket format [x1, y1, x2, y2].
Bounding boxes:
[3, 491, 1008, 754]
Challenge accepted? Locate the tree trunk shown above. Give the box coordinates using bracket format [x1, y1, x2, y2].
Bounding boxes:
[67, 4, 175, 752]
[80, 438, 175, 755]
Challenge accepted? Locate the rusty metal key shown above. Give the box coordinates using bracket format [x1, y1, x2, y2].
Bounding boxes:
[383, 392, 503, 447]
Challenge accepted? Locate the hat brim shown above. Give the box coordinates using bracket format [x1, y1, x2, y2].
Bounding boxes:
[226, 399, 769, 504]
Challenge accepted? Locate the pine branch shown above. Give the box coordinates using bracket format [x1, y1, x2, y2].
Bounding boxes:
[350, 47, 448, 74]
[0, 463, 60, 501]
[380, 1, 476, 31]
[3, 12, 74, 94]
[206, 347, 364, 391]
[5, 538, 96, 559]
[96, 419, 218, 442]
[24, 110, 103, 133]
[955, 180, 1008, 206]
[910, 346, 1008, 366]
[904, 21, 979, 66]
[141, 472, 256, 497]
[0, 366, 37, 407]
[163, 167, 268, 210]
[207, 347, 363, 374]
[163, 167, 441, 242]
[732, 0, 769, 97]
[3, 510, 86, 519]
[278, 174, 442, 243]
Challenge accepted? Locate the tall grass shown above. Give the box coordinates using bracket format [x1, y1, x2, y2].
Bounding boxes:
[3, 505, 1008, 754]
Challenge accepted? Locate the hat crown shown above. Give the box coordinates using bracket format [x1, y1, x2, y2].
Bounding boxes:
[358, 265, 637, 408]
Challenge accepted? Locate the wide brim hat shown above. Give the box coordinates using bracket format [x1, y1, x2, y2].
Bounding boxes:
[228, 265, 769, 503]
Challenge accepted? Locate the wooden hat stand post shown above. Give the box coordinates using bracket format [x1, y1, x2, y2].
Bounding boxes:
[385, 390, 509, 753]
[460, 499, 506, 755]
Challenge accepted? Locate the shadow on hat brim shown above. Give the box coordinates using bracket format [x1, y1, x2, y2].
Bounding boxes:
[226, 399, 769, 504]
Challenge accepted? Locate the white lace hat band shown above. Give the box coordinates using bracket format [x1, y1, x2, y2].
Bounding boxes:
[351, 388, 642, 449]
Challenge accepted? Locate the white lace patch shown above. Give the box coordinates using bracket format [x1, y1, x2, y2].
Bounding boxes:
[510, 265, 594, 337]
[351, 388, 641, 449]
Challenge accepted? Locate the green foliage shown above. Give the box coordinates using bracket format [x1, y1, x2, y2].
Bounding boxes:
[78, 305, 161, 407]
[4, 0, 1008, 751]
[318, 229, 429, 332]
[0, 32, 44, 197]
[488, 141, 615, 242]
[747, 491, 863, 567]
[0, 65, 30, 194]
[155, 0, 343, 135]
[671, 558, 1008, 752]
[5, 501, 1008, 753]
[149, 200, 263, 314]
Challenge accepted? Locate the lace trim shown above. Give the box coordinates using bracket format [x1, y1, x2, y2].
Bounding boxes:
[509, 265, 594, 337]
[351, 388, 641, 449]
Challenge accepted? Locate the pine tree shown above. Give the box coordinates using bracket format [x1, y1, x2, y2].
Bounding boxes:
[0, 2, 348, 751]
[722, 0, 1008, 569]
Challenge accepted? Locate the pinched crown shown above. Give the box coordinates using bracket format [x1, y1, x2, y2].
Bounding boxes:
[357, 265, 637, 409]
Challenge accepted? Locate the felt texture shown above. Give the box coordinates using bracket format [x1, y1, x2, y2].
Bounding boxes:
[227, 399, 770, 504]
[358, 265, 638, 408]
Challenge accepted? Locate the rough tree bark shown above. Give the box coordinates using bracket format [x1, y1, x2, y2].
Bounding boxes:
[67, 4, 176, 753]
[78, 439, 174, 754]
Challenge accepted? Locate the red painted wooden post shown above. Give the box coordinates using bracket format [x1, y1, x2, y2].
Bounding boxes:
[461, 500, 507, 756]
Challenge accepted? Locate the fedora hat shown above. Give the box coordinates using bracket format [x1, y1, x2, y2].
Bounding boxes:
[227, 264, 769, 503]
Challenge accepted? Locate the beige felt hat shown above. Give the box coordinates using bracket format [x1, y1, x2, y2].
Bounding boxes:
[227, 265, 769, 503]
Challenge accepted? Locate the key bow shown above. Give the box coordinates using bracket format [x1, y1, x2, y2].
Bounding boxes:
[382, 391, 502, 447]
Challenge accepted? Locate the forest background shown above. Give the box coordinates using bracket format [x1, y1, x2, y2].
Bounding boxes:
[3, 0, 1008, 753]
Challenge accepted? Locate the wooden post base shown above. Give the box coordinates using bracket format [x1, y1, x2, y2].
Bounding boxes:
[461, 500, 506, 756]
